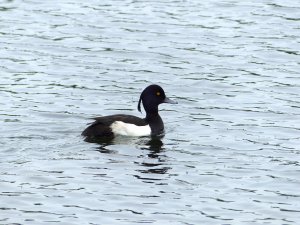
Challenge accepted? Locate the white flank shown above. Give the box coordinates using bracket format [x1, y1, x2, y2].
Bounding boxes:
[110, 121, 151, 137]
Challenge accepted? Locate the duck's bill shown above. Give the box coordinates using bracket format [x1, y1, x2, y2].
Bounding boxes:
[163, 97, 178, 104]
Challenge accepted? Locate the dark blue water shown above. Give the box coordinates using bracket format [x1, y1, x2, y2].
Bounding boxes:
[1, 0, 300, 224]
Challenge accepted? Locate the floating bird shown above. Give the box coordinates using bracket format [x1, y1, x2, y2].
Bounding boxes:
[82, 84, 177, 139]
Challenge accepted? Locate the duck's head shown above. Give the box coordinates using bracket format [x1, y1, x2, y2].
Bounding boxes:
[137, 84, 177, 114]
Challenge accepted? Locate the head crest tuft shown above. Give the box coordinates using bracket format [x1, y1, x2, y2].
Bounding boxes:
[137, 92, 143, 113]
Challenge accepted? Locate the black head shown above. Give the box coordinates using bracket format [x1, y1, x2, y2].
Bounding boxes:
[137, 84, 177, 114]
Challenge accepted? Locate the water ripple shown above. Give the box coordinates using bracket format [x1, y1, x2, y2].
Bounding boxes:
[1, 0, 300, 224]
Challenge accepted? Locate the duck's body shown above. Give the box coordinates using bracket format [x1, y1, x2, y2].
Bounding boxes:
[82, 85, 176, 139]
[82, 114, 151, 137]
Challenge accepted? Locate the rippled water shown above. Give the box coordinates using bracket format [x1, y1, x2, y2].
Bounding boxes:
[1, 0, 300, 224]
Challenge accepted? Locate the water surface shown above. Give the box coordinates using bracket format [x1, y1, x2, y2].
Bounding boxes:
[1, 0, 300, 224]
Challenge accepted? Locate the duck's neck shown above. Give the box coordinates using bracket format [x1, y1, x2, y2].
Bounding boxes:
[145, 112, 164, 136]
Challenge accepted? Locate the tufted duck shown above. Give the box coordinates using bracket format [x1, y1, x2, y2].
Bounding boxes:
[82, 84, 177, 139]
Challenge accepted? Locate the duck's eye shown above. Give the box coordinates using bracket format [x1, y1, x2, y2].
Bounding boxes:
[156, 91, 161, 96]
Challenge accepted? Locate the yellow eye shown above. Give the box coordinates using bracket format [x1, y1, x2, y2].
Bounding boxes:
[156, 92, 161, 96]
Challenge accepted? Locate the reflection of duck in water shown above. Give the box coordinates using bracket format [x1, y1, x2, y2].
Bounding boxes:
[137, 138, 171, 176]
[82, 84, 177, 141]
[96, 137, 164, 155]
